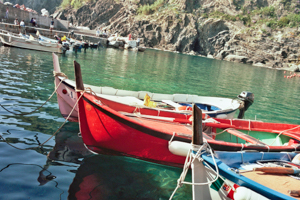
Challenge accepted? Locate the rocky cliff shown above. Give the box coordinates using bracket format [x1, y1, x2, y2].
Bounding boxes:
[23, 0, 300, 70]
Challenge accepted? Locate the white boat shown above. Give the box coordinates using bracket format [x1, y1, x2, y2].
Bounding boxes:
[0, 29, 66, 53]
[52, 53, 253, 122]
[36, 31, 73, 52]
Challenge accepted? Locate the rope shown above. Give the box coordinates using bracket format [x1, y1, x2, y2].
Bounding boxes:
[39, 91, 85, 147]
[248, 119, 251, 131]
[270, 125, 300, 146]
[0, 77, 67, 116]
[168, 132, 176, 145]
[169, 141, 221, 199]
[53, 71, 68, 79]
[292, 144, 300, 151]
[0, 90, 86, 150]
[215, 128, 235, 136]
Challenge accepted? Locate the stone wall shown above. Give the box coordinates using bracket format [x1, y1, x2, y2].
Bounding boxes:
[0, 3, 68, 30]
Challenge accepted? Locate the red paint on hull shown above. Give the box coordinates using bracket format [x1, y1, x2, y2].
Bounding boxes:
[77, 92, 300, 166]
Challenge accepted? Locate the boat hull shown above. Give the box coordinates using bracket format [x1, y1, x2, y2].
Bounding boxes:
[77, 92, 300, 166]
[203, 151, 298, 200]
[0, 31, 63, 53]
[53, 77, 240, 122]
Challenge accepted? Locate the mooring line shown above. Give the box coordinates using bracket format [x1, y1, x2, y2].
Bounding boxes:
[39, 91, 85, 147]
[0, 77, 67, 116]
[0, 91, 85, 150]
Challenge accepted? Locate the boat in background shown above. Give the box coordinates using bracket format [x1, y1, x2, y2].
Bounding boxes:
[0, 29, 68, 53]
[53, 53, 252, 122]
[169, 106, 299, 200]
[73, 61, 300, 167]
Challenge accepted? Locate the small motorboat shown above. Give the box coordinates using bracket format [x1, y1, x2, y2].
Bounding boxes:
[53, 53, 252, 122]
[71, 61, 300, 167]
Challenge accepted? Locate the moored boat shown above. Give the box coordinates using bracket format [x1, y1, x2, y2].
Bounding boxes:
[53, 53, 251, 122]
[73, 61, 300, 166]
[0, 29, 66, 53]
[169, 107, 299, 199]
[171, 144, 299, 199]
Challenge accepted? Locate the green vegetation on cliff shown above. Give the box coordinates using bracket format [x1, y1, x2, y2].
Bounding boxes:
[61, 0, 96, 9]
[137, 0, 165, 15]
[136, 0, 300, 32]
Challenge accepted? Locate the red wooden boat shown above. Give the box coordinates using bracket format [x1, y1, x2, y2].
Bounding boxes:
[74, 61, 300, 167]
[52, 53, 254, 122]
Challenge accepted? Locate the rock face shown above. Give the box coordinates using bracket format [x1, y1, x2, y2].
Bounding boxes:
[9, 0, 300, 70]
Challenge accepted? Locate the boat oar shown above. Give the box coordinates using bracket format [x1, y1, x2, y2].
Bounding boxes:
[192, 104, 203, 145]
[254, 167, 300, 175]
[74, 61, 84, 91]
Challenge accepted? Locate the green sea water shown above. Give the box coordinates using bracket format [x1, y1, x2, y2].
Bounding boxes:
[0, 45, 299, 199]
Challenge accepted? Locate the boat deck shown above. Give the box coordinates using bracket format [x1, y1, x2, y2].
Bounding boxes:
[243, 171, 300, 199]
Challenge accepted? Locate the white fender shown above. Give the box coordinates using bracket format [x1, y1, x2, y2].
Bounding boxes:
[168, 141, 192, 157]
[9, 36, 11, 43]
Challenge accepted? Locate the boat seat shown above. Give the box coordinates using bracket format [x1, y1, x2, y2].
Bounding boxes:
[226, 129, 266, 145]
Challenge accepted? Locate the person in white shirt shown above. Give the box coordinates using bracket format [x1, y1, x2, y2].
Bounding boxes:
[20, 20, 25, 27]
[14, 18, 19, 25]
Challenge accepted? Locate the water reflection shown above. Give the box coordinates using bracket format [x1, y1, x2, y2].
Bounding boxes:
[47, 125, 92, 164]
[68, 154, 192, 200]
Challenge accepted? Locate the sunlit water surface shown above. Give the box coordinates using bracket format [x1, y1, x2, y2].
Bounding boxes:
[0, 45, 299, 199]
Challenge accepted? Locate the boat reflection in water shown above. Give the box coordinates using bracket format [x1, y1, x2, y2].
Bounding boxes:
[47, 125, 92, 165]
[68, 154, 192, 199]
[46, 124, 191, 199]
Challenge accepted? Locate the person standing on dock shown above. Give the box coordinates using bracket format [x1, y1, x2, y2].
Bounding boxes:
[96, 28, 100, 37]
[50, 18, 54, 33]
[20, 20, 25, 27]
[19, 20, 25, 33]
[128, 33, 132, 40]
[5, 7, 9, 19]
[14, 18, 19, 25]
